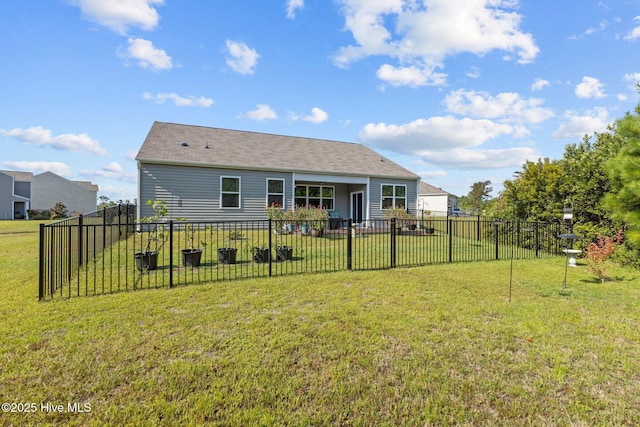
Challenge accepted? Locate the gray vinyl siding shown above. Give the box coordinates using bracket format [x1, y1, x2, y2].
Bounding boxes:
[0, 173, 13, 219]
[139, 163, 293, 221]
[369, 177, 419, 218]
[13, 181, 31, 199]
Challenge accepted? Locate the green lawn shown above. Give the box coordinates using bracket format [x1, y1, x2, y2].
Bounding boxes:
[2, 220, 640, 425]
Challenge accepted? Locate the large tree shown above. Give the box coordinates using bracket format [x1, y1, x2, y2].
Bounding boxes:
[467, 180, 492, 211]
[494, 158, 565, 222]
[604, 104, 640, 246]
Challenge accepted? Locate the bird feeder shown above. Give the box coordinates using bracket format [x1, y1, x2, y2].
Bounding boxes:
[563, 203, 574, 221]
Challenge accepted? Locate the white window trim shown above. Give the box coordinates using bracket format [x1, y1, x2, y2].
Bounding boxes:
[381, 183, 407, 210]
[294, 184, 335, 210]
[266, 178, 285, 208]
[220, 176, 241, 209]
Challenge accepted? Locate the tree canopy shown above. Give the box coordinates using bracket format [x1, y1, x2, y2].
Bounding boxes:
[604, 105, 640, 246]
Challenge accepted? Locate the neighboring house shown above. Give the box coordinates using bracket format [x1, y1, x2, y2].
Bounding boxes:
[136, 121, 421, 223]
[417, 182, 460, 216]
[0, 170, 33, 219]
[31, 172, 99, 215]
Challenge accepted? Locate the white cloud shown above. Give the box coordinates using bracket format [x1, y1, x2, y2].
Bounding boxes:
[465, 66, 480, 79]
[420, 147, 537, 169]
[376, 63, 447, 87]
[624, 72, 640, 89]
[360, 116, 521, 152]
[624, 16, 640, 40]
[71, 0, 163, 35]
[225, 40, 260, 75]
[286, 0, 304, 20]
[419, 170, 447, 180]
[3, 161, 74, 178]
[552, 107, 611, 139]
[289, 107, 329, 124]
[359, 115, 537, 169]
[120, 37, 173, 71]
[0, 126, 107, 156]
[304, 107, 329, 124]
[246, 104, 277, 121]
[575, 76, 606, 99]
[142, 92, 213, 107]
[531, 78, 550, 91]
[82, 162, 136, 182]
[334, 0, 539, 86]
[444, 89, 554, 124]
[125, 150, 138, 161]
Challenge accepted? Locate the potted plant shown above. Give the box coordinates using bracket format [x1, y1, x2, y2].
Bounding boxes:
[217, 229, 244, 264]
[180, 223, 206, 267]
[251, 246, 271, 263]
[383, 206, 413, 234]
[309, 206, 329, 237]
[295, 205, 311, 234]
[265, 203, 285, 234]
[276, 244, 294, 261]
[283, 209, 296, 234]
[135, 199, 168, 271]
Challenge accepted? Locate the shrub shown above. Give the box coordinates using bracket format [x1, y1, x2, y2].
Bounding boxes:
[583, 230, 624, 283]
[49, 202, 68, 220]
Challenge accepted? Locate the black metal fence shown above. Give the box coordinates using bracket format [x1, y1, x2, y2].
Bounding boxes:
[39, 209, 564, 300]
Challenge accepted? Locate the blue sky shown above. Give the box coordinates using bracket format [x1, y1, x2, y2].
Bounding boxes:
[2, 0, 639, 204]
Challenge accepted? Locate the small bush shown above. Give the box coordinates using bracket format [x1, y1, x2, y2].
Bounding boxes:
[584, 230, 624, 283]
[50, 202, 68, 220]
[27, 210, 51, 220]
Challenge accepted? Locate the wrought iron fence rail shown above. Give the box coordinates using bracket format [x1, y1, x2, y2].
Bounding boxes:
[39, 209, 564, 300]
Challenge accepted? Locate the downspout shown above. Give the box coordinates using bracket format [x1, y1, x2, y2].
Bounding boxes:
[291, 172, 296, 211]
[366, 177, 371, 222]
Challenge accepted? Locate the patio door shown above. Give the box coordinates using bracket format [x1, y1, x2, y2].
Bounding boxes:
[351, 191, 364, 224]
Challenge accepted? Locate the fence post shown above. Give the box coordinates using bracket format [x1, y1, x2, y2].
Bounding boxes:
[495, 222, 500, 260]
[103, 207, 107, 251]
[347, 219, 353, 270]
[390, 218, 396, 268]
[78, 214, 83, 268]
[169, 220, 174, 288]
[477, 215, 481, 241]
[535, 222, 540, 258]
[268, 219, 273, 277]
[39, 223, 45, 301]
[448, 218, 453, 263]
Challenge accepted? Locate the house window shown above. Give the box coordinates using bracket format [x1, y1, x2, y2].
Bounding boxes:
[381, 184, 406, 209]
[266, 178, 284, 207]
[221, 176, 240, 208]
[294, 185, 334, 210]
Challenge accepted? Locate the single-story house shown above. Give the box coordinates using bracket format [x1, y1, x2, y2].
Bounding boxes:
[136, 121, 422, 223]
[417, 182, 460, 216]
[31, 171, 99, 215]
[0, 170, 98, 219]
[0, 170, 33, 219]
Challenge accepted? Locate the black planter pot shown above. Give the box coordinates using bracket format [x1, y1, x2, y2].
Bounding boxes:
[425, 227, 435, 235]
[408, 223, 417, 231]
[276, 246, 293, 261]
[217, 247, 237, 264]
[135, 251, 158, 271]
[252, 247, 270, 263]
[181, 248, 203, 267]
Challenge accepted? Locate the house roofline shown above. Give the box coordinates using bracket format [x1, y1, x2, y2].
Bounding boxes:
[137, 158, 420, 181]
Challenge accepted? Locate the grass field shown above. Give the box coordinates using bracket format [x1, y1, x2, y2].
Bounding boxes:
[2, 220, 640, 425]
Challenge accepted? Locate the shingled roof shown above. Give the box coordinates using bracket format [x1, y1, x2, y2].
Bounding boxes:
[419, 181, 455, 196]
[136, 122, 420, 180]
[0, 170, 34, 182]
